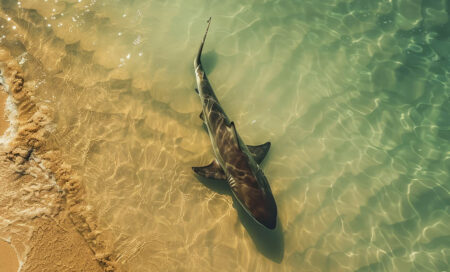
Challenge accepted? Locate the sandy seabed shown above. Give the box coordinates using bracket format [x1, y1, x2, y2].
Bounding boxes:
[0, 48, 122, 271]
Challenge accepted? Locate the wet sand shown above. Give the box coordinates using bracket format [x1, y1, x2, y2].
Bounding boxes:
[0, 90, 7, 135]
[0, 240, 19, 272]
[0, 49, 122, 271]
[0, 58, 17, 272]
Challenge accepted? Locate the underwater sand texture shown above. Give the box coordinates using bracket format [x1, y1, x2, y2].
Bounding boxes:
[0, 49, 122, 271]
[1, 0, 450, 271]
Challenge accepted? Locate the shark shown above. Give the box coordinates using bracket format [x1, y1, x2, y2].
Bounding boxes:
[192, 18, 278, 230]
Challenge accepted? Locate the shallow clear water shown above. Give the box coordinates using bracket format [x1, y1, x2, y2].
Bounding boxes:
[1, 0, 449, 271]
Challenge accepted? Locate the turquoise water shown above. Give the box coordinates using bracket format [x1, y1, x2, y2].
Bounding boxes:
[1, 0, 449, 271]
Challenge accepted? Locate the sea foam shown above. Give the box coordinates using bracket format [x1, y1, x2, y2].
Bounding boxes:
[0, 71, 18, 146]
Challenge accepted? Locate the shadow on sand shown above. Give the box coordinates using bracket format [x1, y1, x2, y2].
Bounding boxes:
[195, 174, 284, 263]
[201, 51, 218, 74]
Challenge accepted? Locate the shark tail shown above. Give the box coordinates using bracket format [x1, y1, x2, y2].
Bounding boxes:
[195, 17, 212, 67]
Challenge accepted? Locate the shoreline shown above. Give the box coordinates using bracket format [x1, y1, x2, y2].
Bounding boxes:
[0, 48, 122, 271]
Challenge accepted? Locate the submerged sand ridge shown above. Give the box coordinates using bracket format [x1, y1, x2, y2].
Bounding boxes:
[0, 49, 122, 271]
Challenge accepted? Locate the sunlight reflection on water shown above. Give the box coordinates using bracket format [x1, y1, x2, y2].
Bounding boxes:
[1, 0, 449, 271]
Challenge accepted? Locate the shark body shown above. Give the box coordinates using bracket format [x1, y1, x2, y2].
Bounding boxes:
[192, 18, 277, 230]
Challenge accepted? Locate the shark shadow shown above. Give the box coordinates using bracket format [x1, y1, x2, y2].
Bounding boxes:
[201, 50, 218, 74]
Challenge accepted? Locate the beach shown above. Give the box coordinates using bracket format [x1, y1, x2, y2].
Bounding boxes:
[0, 80, 19, 272]
[0, 49, 121, 271]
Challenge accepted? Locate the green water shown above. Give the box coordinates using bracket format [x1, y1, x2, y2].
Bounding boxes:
[1, 0, 449, 271]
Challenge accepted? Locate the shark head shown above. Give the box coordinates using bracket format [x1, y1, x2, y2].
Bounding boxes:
[228, 143, 278, 230]
[247, 159, 278, 230]
[224, 124, 278, 230]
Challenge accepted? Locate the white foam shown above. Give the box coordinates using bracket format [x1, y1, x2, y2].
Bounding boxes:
[0, 70, 19, 147]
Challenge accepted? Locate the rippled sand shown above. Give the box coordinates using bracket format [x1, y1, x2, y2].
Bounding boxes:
[1, 0, 449, 271]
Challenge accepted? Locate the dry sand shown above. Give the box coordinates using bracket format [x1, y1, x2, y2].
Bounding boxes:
[0, 48, 122, 271]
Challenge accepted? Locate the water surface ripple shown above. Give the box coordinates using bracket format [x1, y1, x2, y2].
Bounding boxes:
[1, 0, 449, 271]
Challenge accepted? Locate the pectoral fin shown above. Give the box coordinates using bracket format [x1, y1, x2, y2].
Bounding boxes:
[192, 160, 226, 180]
[199, 111, 204, 121]
[247, 142, 271, 164]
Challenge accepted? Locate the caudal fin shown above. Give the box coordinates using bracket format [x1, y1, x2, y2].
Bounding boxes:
[195, 17, 212, 67]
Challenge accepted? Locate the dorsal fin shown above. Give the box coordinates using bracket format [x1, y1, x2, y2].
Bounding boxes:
[247, 142, 271, 164]
[229, 122, 271, 163]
